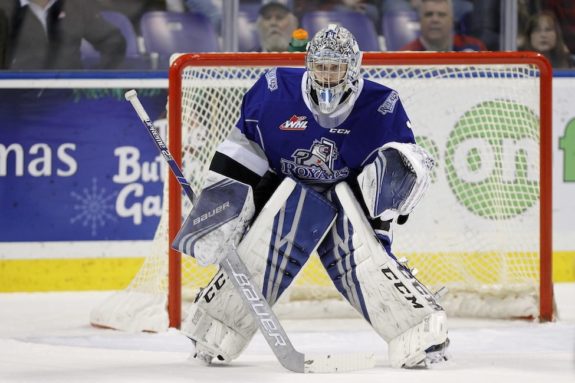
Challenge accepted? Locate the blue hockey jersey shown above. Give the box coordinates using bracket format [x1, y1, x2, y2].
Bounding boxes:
[216, 67, 415, 187]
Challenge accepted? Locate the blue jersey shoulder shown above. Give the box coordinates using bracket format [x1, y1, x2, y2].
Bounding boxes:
[347, 78, 415, 152]
[250, 67, 304, 96]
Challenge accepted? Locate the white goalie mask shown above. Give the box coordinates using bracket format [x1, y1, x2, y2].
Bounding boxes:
[305, 24, 362, 115]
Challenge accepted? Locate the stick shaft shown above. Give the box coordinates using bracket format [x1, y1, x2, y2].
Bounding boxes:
[125, 89, 307, 372]
[125, 90, 195, 203]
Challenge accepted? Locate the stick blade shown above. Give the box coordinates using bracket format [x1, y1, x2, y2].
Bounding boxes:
[303, 353, 376, 373]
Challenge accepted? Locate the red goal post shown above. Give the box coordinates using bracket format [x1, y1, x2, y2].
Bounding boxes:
[165, 51, 553, 328]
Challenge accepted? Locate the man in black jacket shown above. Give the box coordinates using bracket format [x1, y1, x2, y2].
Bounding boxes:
[0, 0, 126, 70]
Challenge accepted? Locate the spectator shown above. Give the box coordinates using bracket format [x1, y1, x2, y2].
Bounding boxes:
[256, 1, 298, 52]
[400, 0, 486, 51]
[518, 0, 543, 50]
[522, 11, 574, 69]
[0, 0, 126, 70]
[542, 0, 575, 55]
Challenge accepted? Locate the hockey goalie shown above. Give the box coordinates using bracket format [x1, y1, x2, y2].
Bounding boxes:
[172, 24, 449, 369]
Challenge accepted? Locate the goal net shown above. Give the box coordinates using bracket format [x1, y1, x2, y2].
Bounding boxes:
[91, 52, 553, 333]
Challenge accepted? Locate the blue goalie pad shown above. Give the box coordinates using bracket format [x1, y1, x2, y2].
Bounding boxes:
[318, 186, 374, 322]
[257, 178, 338, 303]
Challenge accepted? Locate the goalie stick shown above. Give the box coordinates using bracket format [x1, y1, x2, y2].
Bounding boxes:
[124, 89, 376, 373]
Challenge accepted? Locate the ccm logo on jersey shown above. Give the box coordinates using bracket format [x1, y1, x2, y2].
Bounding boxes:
[329, 128, 350, 135]
[280, 115, 308, 131]
[192, 201, 230, 225]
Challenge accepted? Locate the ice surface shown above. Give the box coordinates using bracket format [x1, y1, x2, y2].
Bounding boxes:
[0, 284, 574, 382]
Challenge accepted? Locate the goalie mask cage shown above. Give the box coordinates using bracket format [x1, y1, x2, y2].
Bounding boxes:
[90, 52, 553, 333]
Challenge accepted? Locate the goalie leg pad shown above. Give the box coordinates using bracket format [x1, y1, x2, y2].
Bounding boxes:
[388, 311, 449, 368]
[184, 271, 253, 363]
[181, 177, 337, 362]
[317, 181, 448, 368]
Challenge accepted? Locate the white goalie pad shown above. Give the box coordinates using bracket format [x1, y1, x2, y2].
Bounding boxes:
[357, 142, 435, 221]
[317, 182, 448, 368]
[181, 177, 337, 362]
[172, 171, 255, 266]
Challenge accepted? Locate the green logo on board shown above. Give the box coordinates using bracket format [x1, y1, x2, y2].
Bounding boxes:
[445, 100, 539, 219]
[559, 118, 575, 182]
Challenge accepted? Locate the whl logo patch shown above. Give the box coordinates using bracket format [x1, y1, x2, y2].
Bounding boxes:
[280, 115, 308, 131]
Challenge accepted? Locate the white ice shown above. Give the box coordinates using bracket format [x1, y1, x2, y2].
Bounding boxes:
[1, 285, 574, 383]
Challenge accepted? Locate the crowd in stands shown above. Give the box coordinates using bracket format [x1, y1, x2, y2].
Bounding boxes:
[0, 0, 573, 70]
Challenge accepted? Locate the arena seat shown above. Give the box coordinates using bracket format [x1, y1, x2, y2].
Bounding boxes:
[382, 10, 420, 51]
[301, 11, 380, 51]
[238, 11, 260, 52]
[139, 11, 220, 69]
[81, 11, 144, 69]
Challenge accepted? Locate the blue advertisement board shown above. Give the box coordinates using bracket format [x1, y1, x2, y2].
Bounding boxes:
[0, 87, 168, 242]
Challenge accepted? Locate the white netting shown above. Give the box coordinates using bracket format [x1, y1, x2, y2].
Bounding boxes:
[91, 56, 548, 332]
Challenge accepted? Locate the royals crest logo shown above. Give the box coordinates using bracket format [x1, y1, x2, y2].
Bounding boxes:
[281, 138, 349, 182]
[280, 115, 308, 131]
